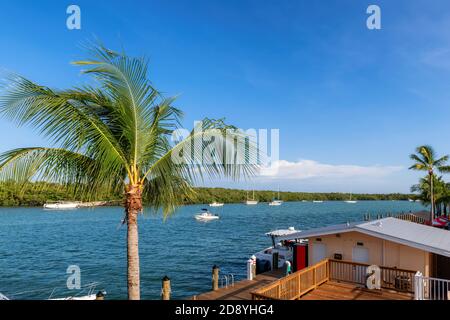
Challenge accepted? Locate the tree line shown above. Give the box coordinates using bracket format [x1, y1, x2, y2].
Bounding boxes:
[0, 181, 414, 207]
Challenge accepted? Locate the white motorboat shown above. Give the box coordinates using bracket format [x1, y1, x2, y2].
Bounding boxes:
[209, 202, 224, 207]
[313, 200, 324, 203]
[253, 227, 306, 271]
[1, 283, 106, 300]
[43, 201, 80, 210]
[195, 209, 220, 221]
[268, 200, 283, 206]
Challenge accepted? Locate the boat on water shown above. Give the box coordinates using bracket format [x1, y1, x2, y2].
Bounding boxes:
[0, 282, 106, 300]
[269, 200, 283, 206]
[313, 200, 324, 203]
[43, 201, 81, 210]
[209, 202, 224, 207]
[245, 190, 259, 205]
[344, 193, 357, 204]
[253, 227, 305, 271]
[269, 188, 283, 206]
[195, 209, 220, 221]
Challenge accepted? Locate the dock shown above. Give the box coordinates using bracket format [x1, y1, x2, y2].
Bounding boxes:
[191, 269, 286, 300]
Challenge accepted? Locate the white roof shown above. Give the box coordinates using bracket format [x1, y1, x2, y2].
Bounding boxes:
[266, 228, 300, 238]
[296, 218, 450, 257]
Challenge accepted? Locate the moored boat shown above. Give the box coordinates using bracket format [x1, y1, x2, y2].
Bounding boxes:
[209, 202, 224, 207]
[43, 201, 80, 210]
[195, 209, 220, 221]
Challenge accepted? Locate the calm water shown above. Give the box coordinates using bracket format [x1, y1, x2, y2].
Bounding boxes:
[0, 201, 426, 300]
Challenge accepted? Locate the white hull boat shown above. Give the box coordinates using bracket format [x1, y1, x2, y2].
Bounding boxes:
[195, 209, 220, 221]
[313, 201, 324, 203]
[209, 202, 224, 207]
[345, 200, 357, 204]
[269, 200, 283, 206]
[1, 283, 106, 300]
[43, 202, 80, 210]
[245, 190, 258, 205]
[253, 227, 306, 271]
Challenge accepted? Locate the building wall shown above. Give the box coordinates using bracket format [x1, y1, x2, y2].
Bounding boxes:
[307, 231, 431, 276]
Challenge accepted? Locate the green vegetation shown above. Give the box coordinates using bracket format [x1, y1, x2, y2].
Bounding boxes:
[0, 182, 414, 207]
[409, 145, 450, 220]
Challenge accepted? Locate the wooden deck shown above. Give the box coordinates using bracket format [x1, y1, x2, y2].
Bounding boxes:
[191, 270, 286, 300]
[299, 281, 414, 300]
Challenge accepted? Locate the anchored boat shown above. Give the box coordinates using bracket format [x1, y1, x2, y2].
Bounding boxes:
[0, 282, 106, 300]
[43, 201, 81, 210]
[209, 202, 224, 208]
[195, 209, 220, 221]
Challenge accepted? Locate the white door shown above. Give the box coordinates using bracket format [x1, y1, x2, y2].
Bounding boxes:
[312, 243, 327, 264]
[352, 247, 369, 264]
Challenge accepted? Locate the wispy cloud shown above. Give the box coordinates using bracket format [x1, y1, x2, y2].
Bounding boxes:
[259, 159, 403, 180]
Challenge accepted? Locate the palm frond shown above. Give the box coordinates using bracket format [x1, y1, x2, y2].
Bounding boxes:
[0, 147, 123, 199]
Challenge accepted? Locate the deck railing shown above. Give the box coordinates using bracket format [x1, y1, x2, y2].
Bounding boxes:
[415, 272, 450, 300]
[251, 259, 416, 300]
[251, 259, 329, 300]
[329, 259, 416, 293]
[395, 213, 427, 224]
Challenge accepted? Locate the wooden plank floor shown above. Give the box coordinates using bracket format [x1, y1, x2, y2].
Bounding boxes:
[299, 281, 414, 300]
[191, 270, 286, 300]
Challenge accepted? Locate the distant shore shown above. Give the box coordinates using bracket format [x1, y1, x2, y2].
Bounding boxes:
[0, 182, 417, 207]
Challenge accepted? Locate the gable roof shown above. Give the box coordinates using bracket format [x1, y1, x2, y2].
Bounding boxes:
[294, 217, 450, 258]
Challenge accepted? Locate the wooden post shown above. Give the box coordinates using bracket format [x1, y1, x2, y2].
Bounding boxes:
[272, 252, 279, 270]
[212, 265, 220, 291]
[161, 276, 171, 300]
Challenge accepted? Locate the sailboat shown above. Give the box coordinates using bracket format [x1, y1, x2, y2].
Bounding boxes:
[269, 188, 283, 206]
[344, 193, 357, 204]
[245, 190, 258, 205]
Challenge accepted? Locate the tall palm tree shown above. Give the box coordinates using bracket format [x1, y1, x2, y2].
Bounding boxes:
[0, 44, 258, 300]
[409, 145, 450, 221]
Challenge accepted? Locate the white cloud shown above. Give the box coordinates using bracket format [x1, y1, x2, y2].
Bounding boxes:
[259, 159, 403, 180]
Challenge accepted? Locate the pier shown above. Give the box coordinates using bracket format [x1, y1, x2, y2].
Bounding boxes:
[191, 269, 285, 300]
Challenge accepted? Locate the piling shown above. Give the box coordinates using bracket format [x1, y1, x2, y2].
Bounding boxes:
[161, 276, 171, 300]
[272, 252, 279, 270]
[212, 265, 220, 291]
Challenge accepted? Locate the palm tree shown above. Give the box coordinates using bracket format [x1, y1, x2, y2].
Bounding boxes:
[0, 44, 258, 300]
[409, 145, 450, 221]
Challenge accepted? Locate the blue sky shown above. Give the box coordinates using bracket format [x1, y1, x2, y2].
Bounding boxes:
[0, 0, 450, 193]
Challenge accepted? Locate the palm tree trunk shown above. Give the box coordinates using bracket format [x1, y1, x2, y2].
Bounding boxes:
[430, 172, 434, 222]
[125, 184, 142, 300]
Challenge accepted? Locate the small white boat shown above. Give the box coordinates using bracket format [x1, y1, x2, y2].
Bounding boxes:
[313, 200, 324, 203]
[1, 283, 106, 300]
[269, 200, 283, 206]
[43, 201, 80, 210]
[195, 209, 220, 221]
[209, 202, 224, 207]
[245, 190, 258, 205]
[344, 193, 357, 204]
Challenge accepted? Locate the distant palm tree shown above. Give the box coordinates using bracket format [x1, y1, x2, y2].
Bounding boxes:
[0, 44, 258, 300]
[409, 145, 450, 221]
